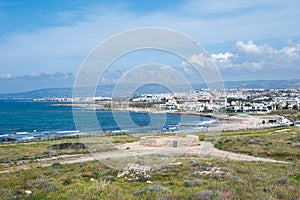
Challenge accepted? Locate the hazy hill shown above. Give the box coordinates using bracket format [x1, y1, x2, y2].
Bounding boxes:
[0, 79, 299, 100]
[224, 79, 300, 89]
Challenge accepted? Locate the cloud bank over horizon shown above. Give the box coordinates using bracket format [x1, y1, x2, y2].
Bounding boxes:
[0, 72, 74, 93]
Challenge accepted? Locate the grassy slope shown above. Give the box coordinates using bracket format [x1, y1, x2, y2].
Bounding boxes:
[215, 126, 300, 162]
[0, 134, 141, 165]
[0, 129, 299, 199]
[0, 159, 299, 199]
[271, 110, 300, 122]
[0, 139, 88, 165]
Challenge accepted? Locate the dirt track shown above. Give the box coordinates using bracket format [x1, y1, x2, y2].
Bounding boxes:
[115, 141, 288, 163]
[0, 141, 288, 173]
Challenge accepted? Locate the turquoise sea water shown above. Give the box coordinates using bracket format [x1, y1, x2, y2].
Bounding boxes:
[0, 100, 210, 141]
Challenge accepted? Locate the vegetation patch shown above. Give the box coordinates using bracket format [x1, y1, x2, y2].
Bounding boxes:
[215, 127, 300, 162]
[1, 158, 298, 199]
[0, 128, 299, 199]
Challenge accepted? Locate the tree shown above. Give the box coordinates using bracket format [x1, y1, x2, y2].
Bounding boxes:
[283, 102, 289, 110]
[292, 104, 299, 110]
[203, 106, 211, 113]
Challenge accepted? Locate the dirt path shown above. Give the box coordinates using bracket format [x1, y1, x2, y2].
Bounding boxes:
[116, 141, 288, 163]
[195, 142, 288, 163]
[0, 141, 288, 173]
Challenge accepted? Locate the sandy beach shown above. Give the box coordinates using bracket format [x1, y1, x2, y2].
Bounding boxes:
[208, 114, 292, 132]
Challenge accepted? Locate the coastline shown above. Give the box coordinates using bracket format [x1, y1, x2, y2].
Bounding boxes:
[54, 103, 217, 118]
[1, 101, 293, 143]
[54, 103, 293, 132]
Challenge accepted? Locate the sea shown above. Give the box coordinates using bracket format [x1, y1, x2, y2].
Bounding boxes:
[0, 100, 211, 142]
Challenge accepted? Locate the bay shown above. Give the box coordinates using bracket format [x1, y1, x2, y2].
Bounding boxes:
[0, 100, 210, 141]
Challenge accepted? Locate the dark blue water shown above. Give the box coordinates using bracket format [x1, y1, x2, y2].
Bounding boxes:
[0, 100, 210, 141]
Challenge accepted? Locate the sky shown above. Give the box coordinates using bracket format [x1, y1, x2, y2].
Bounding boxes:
[0, 0, 300, 93]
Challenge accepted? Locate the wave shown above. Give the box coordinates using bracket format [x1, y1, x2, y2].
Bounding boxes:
[57, 130, 80, 134]
[0, 134, 9, 137]
[178, 119, 215, 127]
[16, 132, 28, 135]
[20, 136, 35, 140]
[111, 130, 129, 134]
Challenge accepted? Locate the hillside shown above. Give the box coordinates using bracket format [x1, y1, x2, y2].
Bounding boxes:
[1, 79, 299, 100]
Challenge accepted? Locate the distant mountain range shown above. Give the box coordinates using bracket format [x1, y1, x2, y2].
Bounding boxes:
[0, 84, 171, 100]
[224, 79, 300, 89]
[1, 79, 300, 100]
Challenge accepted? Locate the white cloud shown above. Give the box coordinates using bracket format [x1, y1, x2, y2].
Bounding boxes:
[0, 72, 73, 80]
[282, 45, 300, 58]
[0, 72, 75, 93]
[236, 40, 261, 53]
[211, 52, 235, 66]
[0, 73, 14, 79]
[235, 40, 276, 55]
[189, 54, 208, 66]
[213, 40, 300, 71]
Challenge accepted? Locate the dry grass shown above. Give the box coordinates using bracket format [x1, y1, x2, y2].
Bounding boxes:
[215, 126, 300, 162]
[0, 128, 299, 199]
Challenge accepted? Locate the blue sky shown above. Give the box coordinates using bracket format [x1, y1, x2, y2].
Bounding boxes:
[1, 0, 300, 93]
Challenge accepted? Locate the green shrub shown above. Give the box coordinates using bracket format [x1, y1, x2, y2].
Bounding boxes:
[183, 180, 194, 187]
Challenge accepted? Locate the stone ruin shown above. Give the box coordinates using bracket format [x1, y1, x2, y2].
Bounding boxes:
[117, 163, 151, 181]
[139, 135, 200, 147]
